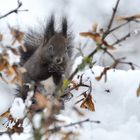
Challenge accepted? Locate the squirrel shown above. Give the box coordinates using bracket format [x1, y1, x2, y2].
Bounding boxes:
[19, 16, 73, 100]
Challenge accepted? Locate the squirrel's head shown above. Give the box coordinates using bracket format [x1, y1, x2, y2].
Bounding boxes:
[40, 16, 72, 73]
[42, 34, 69, 65]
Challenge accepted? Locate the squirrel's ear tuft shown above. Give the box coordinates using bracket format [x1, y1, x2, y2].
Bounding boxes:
[44, 15, 55, 41]
[61, 17, 67, 38]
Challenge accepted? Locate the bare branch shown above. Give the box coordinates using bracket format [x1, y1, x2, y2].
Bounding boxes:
[106, 0, 120, 32]
[46, 118, 100, 133]
[106, 20, 130, 35]
[111, 33, 131, 46]
[0, 0, 28, 20]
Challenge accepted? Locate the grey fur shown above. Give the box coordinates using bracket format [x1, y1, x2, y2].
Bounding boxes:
[19, 16, 73, 100]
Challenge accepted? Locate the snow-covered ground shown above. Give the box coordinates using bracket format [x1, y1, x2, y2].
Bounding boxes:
[0, 66, 140, 140]
[63, 66, 140, 140]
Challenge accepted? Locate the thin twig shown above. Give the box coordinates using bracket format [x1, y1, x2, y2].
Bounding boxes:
[107, 20, 130, 35]
[102, 48, 116, 62]
[68, 67, 79, 81]
[111, 33, 131, 46]
[107, 0, 120, 31]
[46, 118, 100, 133]
[0, 0, 28, 20]
[119, 61, 136, 70]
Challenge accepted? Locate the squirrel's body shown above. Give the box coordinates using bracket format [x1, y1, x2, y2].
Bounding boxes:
[19, 16, 73, 100]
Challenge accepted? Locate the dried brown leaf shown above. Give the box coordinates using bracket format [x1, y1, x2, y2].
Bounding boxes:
[95, 76, 101, 81]
[136, 84, 140, 97]
[80, 32, 102, 44]
[80, 94, 95, 111]
[0, 111, 10, 118]
[31, 92, 48, 111]
[103, 40, 116, 50]
[8, 119, 24, 134]
[117, 14, 140, 21]
[71, 80, 79, 90]
[95, 67, 111, 81]
[61, 131, 79, 140]
[0, 55, 9, 71]
[9, 27, 24, 45]
[0, 33, 3, 41]
[92, 23, 98, 32]
[5, 66, 15, 77]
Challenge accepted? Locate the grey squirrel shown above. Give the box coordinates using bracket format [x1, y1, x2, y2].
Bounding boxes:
[19, 16, 73, 100]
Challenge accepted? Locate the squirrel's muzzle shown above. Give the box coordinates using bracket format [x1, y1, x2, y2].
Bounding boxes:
[54, 57, 63, 64]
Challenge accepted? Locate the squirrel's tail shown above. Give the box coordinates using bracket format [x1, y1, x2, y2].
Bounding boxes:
[19, 29, 44, 65]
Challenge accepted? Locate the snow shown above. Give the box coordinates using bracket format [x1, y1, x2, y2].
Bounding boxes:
[1, 65, 140, 139]
[10, 98, 26, 119]
[0, 82, 16, 116]
[61, 66, 140, 140]
[0, 82, 16, 132]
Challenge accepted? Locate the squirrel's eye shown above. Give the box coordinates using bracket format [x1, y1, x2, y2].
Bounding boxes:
[48, 45, 54, 52]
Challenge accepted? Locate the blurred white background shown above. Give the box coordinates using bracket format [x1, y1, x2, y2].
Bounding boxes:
[0, 0, 140, 68]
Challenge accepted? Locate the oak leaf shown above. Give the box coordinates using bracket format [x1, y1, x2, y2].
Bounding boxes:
[117, 14, 140, 21]
[0, 33, 3, 41]
[80, 32, 102, 44]
[0, 55, 9, 71]
[76, 93, 95, 112]
[80, 94, 95, 111]
[0, 111, 10, 118]
[9, 27, 24, 45]
[136, 84, 140, 97]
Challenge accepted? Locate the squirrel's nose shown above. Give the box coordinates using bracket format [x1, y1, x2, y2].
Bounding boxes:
[55, 57, 63, 64]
